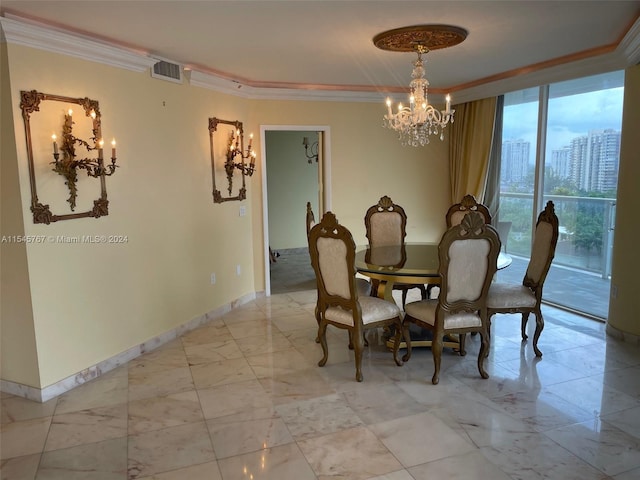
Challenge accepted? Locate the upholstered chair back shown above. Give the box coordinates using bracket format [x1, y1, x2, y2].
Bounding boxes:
[317, 236, 351, 299]
[439, 212, 501, 317]
[523, 201, 559, 290]
[446, 194, 492, 228]
[365, 195, 407, 247]
[309, 211, 358, 304]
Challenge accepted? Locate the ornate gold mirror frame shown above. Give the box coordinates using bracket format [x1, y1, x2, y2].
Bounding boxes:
[20, 90, 114, 224]
[208, 117, 256, 203]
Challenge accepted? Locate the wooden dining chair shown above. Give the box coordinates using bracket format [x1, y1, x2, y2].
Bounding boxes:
[446, 194, 492, 228]
[306, 202, 370, 343]
[402, 211, 501, 384]
[487, 201, 559, 357]
[309, 211, 407, 381]
[365, 195, 428, 307]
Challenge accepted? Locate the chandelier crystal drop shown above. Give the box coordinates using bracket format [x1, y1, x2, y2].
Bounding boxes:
[383, 46, 454, 147]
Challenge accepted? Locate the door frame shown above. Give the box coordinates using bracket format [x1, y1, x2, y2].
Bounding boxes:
[260, 125, 331, 296]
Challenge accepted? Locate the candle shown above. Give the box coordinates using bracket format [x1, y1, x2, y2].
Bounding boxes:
[98, 139, 104, 160]
[111, 139, 116, 158]
[90, 110, 96, 120]
[386, 98, 393, 116]
[52, 134, 58, 154]
[248, 133, 253, 149]
[445, 94, 451, 114]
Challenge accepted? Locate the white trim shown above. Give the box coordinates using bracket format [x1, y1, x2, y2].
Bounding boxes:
[260, 125, 331, 296]
[0, 15, 156, 72]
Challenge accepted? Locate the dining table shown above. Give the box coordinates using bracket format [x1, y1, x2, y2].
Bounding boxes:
[355, 242, 512, 349]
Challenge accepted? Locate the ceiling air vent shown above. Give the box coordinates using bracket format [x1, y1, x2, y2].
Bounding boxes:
[151, 60, 183, 84]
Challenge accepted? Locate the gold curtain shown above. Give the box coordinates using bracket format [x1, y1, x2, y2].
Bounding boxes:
[448, 97, 497, 204]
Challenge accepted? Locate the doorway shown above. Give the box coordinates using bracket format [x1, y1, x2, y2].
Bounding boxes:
[260, 125, 331, 295]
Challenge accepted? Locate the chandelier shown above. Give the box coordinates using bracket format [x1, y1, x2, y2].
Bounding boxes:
[374, 25, 467, 147]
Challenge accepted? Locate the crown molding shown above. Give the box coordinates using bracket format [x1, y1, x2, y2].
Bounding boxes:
[0, 15, 156, 72]
[619, 16, 640, 66]
[2, 14, 639, 105]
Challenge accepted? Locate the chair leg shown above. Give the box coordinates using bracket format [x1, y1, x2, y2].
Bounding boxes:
[391, 319, 404, 366]
[431, 331, 443, 385]
[532, 310, 544, 357]
[317, 321, 329, 367]
[458, 333, 467, 356]
[314, 303, 321, 343]
[402, 289, 408, 308]
[401, 319, 413, 363]
[521, 312, 530, 341]
[353, 327, 364, 382]
[419, 285, 427, 300]
[477, 330, 490, 379]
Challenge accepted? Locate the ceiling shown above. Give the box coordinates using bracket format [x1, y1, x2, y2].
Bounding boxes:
[2, 1, 640, 101]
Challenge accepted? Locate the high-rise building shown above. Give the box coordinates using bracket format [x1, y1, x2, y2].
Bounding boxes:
[501, 139, 530, 184]
[553, 129, 620, 193]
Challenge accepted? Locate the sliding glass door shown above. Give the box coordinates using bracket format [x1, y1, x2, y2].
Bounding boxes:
[497, 71, 624, 319]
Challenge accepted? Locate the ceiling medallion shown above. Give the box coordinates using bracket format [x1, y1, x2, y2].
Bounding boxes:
[373, 24, 468, 52]
[374, 25, 467, 147]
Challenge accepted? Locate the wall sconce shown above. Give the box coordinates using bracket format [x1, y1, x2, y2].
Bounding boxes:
[20, 90, 117, 224]
[51, 108, 117, 211]
[302, 136, 318, 164]
[209, 117, 256, 203]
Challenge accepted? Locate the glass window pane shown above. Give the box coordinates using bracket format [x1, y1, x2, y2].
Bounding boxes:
[542, 71, 623, 318]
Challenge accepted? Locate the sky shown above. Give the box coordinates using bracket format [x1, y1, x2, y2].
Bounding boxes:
[502, 72, 624, 162]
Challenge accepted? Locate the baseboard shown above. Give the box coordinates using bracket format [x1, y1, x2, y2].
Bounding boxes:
[0, 291, 258, 403]
[606, 322, 640, 345]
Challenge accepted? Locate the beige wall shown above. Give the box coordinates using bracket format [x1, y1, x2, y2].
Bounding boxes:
[252, 99, 451, 248]
[607, 64, 640, 338]
[2, 44, 257, 388]
[1, 43, 452, 392]
[1, 42, 41, 387]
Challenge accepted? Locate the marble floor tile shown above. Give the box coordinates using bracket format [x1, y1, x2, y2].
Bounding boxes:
[408, 450, 513, 480]
[275, 392, 364, 441]
[217, 442, 317, 480]
[3, 289, 640, 479]
[190, 357, 257, 389]
[127, 390, 203, 435]
[545, 375, 640, 417]
[44, 403, 127, 452]
[234, 330, 294, 356]
[369, 411, 476, 467]
[128, 366, 194, 402]
[0, 415, 51, 459]
[135, 461, 222, 479]
[38, 437, 127, 479]
[258, 368, 335, 405]
[479, 431, 612, 480]
[127, 422, 215, 478]
[207, 416, 293, 459]
[197, 379, 275, 420]
[245, 347, 315, 378]
[297, 425, 403, 479]
[1, 394, 57, 424]
[55, 372, 128, 415]
[543, 417, 640, 476]
[184, 337, 244, 365]
[180, 320, 233, 347]
[0, 453, 41, 480]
